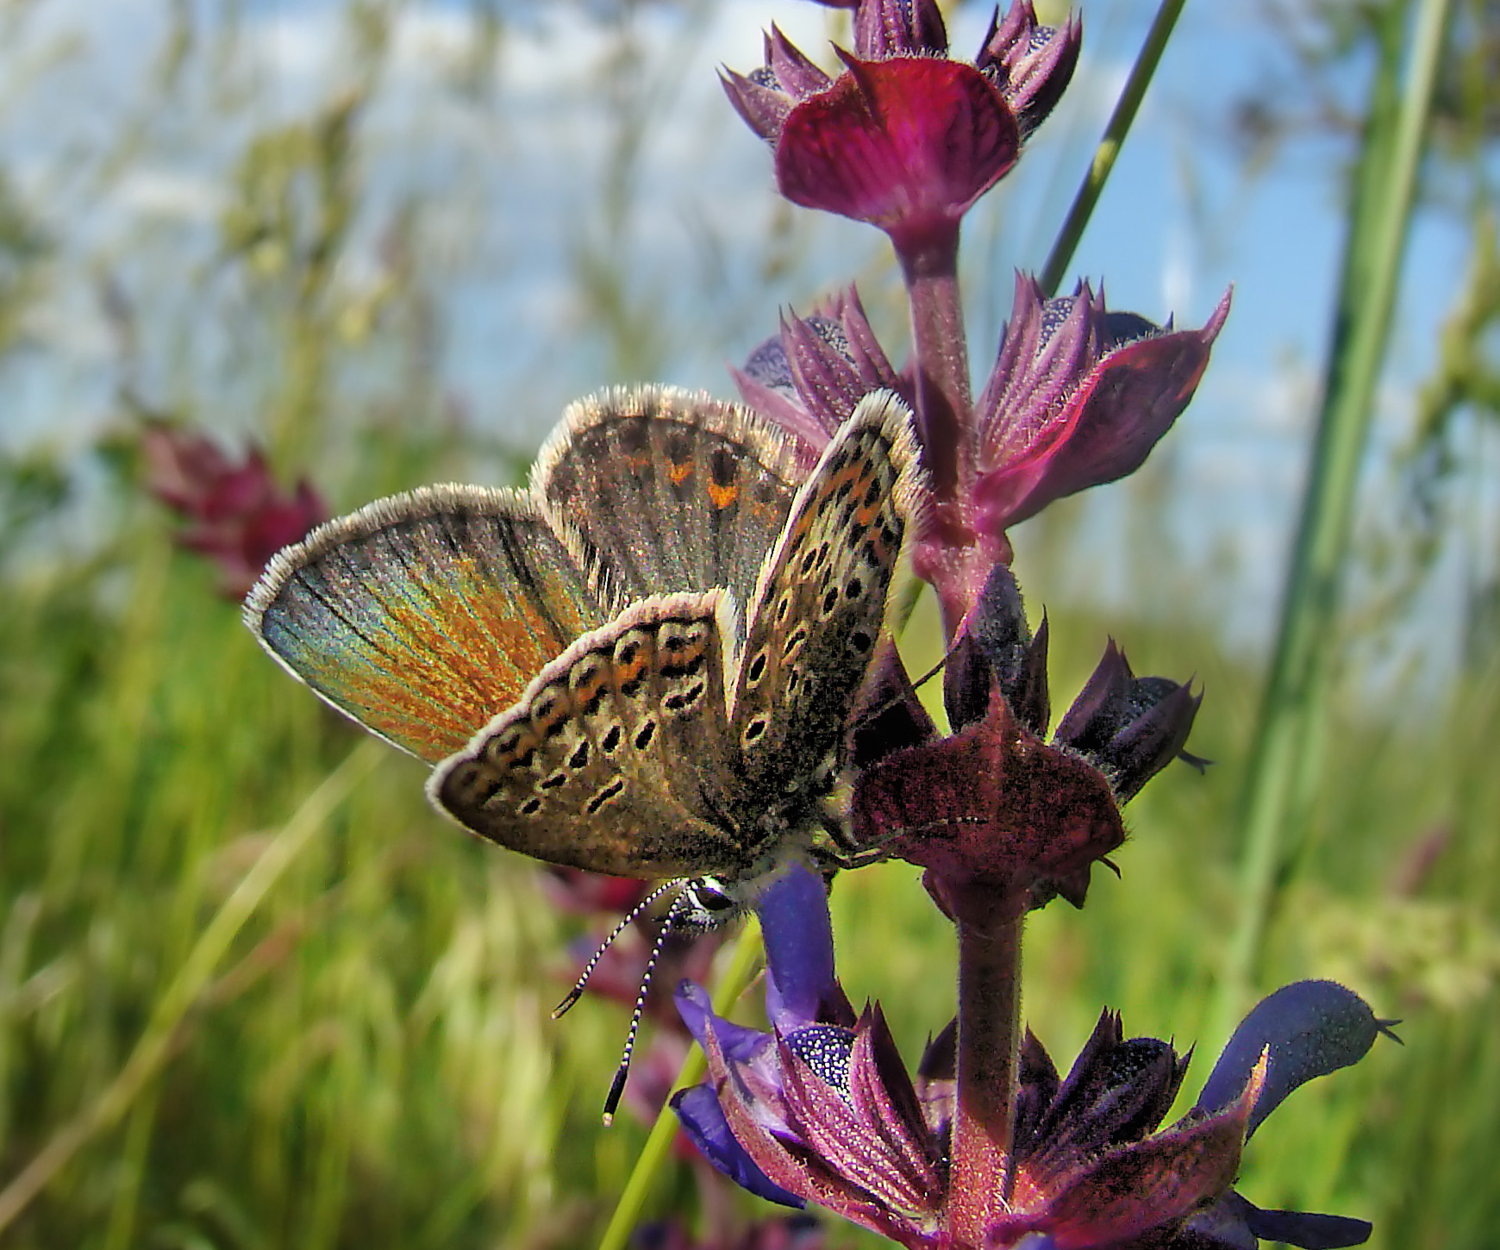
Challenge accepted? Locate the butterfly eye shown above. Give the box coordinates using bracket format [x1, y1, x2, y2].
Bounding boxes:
[679, 876, 746, 930]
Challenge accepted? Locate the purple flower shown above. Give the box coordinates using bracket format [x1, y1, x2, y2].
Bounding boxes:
[732, 278, 1229, 632]
[770, 54, 1020, 255]
[673, 867, 1392, 1249]
[853, 564, 1199, 918]
[673, 864, 943, 1245]
[142, 424, 326, 599]
[958, 275, 1231, 569]
[721, 1, 1081, 254]
[1052, 640, 1207, 804]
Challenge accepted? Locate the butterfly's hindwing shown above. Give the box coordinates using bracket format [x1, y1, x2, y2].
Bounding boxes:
[245, 485, 610, 762]
[431, 591, 754, 878]
[535, 386, 805, 626]
[727, 392, 922, 809]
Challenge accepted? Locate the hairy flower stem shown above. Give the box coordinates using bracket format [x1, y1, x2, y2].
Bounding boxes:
[899, 227, 993, 637]
[946, 907, 1023, 1245]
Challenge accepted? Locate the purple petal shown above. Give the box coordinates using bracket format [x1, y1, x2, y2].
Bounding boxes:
[672, 1084, 807, 1208]
[721, 67, 793, 142]
[676, 980, 772, 1064]
[774, 56, 1019, 248]
[853, 0, 949, 58]
[1195, 981, 1396, 1139]
[766, 24, 832, 98]
[1185, 1191, 1373, 1250]
[1243, 1205, 1372, 1249]
[758, 861, 849, 1031]
[999, 290, 1231, 527]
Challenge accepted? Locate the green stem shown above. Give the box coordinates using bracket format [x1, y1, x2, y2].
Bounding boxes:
[1213, 0, 1454, 1043]
[1038, 0, 1188, 297]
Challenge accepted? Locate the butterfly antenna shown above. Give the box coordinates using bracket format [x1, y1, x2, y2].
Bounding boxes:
[552, 879, 678, 1020]
[905, 637, 964, 693]
[856, 638, 965, 726]
[602, 887, 690, 1126]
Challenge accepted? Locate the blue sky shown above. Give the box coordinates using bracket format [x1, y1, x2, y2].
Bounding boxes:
[0, 0, 1485, 663]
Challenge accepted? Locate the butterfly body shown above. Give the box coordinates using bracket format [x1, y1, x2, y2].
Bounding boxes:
[246, 386, 922, 906]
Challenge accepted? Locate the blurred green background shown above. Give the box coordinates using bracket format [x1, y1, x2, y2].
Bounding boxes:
[1, 1, 1496, 1247]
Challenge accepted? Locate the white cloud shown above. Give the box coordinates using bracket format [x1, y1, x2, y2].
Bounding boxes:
[110, 169, 225, 223]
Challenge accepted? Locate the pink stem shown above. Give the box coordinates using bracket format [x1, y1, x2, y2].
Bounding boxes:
[896, 223, 1001, 641]
[944, 901, 1024, 1246]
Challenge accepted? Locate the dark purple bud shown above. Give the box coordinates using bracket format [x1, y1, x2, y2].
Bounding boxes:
[1194, 981, 1398, 1139]
[672, 1084, 806, 1207]
[943, 562, 1050, 734]
[853, 0, 949, 58]
[1055, 640, 1203, 802]
[975, 1, 1083, 139]
[1026, 1012, 1188, 1164]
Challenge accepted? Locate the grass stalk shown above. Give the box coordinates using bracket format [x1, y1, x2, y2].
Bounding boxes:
[1213, 0, 1455, 1043]
[1038, 0, 1189, 296]
[0, 741, 381, 1236]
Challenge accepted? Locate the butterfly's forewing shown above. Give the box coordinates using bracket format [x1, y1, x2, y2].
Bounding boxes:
[536, 386, 806, 624]
[727, 392, 923, 802]
[245, 485, 610, 763]
[431, 591, 755, 879]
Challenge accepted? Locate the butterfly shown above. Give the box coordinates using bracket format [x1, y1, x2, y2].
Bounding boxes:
[244, 385, 922, 919]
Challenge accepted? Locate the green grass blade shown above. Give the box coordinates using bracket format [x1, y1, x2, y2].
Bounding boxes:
[1038, 0, 1190, 296]
[0, 741, 382, 1236]
[1213, 0, 1456, 1042]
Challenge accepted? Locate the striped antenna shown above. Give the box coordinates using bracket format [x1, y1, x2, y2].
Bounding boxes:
[602, 886, 693, 1126]
[552, 879, 679, 1020]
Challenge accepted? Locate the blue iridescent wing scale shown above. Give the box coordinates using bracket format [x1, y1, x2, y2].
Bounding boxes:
[245, 485, 610, 763]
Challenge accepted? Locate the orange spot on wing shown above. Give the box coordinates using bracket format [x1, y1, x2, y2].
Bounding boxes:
[668, 462, 692, 486]
[707, 480, 739, 510]
[615, 652, 648, 685]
